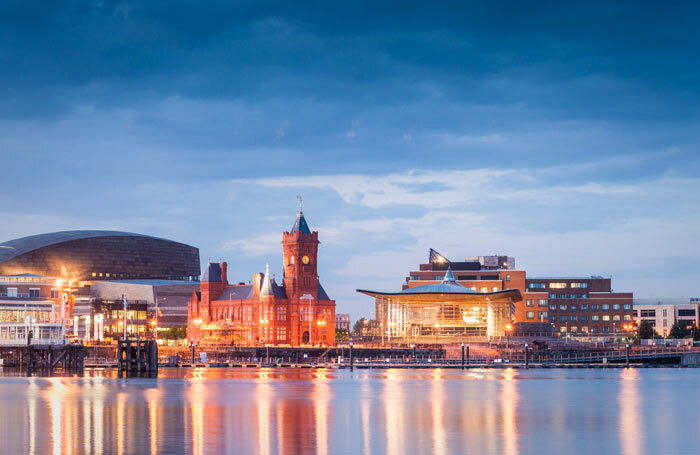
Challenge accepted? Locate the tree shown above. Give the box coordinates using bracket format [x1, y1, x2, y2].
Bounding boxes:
[668, 321, 690, 339]
[161, 325, 187, 340]
[352, 318, 367, 336]
[638, 320, 656, 340]
[335, 329, 349, 340]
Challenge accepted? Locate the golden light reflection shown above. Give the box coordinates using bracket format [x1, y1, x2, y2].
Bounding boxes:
[145, 387, 161, 455]
[501, 368, 519, 455]
[431, 369, 447, 455]
[383, 369, 407, 455]
[117, 391, 127, 455]
[28, 378, 37, 455]
[46, 377, 64, 455]
[189, 378, 206, 455]
[619, 368, 641, 455]
[257, 371, 272, 455]
[313, 370, 330, 455]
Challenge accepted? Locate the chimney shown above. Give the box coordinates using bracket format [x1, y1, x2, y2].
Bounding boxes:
[253, 273, 263, 296]
[221, 262, 228, 286]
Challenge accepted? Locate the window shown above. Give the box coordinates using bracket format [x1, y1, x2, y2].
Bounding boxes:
[592, 304, 599, 311]
[526, 300, 534, 307]
[299, 308, 313, 322]
[92, 272, 97, 277]
[276, 307, 287, 321]
[480, 287, 488, 292]
[679, 309, 696, 317]
[602, 304, 609, 310]
[549, 304, 556, 311]
[571, 282, 588, 288]
[559, 304, 567, 310]
[435, 275, 444, 280]
[571, 304, 578, 311]
[560, 315, 567, 322]
[539, 311, 548, 319]
[538, 299, 548, 307]
[581, 304, 588, 311]
[29, 289, 40, 298]
[613, 315, 620, 321]
[603, 326, 610, 333]
[582, 326, 589, 333]
[526, 311, 535, 319]
[492, 286, 499, 292]
[623, 304, 631, 310]
[550, 316, 557, 323]
[570, 315, 578, 322]
[529, 283, 545, 289]
[549, 293, 557, 299]
[506, 274, 511, 281]
[51, 290, 59, 299]
[410, 275, 420, 281]
[613, 304, 620, 310]
[623, 315, 631, 321]
[470, 287, 477, 291]
[7, 288, 17, 297]
[570, 326, 577, 333]
[602, 315, 610, 321]
[550, 283, 567, 289]
[560, 326, 566, 333]
[570, 294, 578, 299]
[662, 309, 667, 317]
[276, 326, 287, 341]
[559, 294, 567, 299]
[581, 293, 588, 298]
[592, 315, 600, 322]
[581, 315, 588, 322]
[591, 327, 598, 334]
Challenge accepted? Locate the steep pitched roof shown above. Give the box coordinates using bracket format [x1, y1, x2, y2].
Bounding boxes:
[202, 263, 222, 282]
[318, 283, 331, 301]
[290, 212, 311, 234]
[260, 264, 273, 296]
[217, 285, 254, 300]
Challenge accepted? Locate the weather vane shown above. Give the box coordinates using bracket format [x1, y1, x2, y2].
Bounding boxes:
[297, 194, 303, 213]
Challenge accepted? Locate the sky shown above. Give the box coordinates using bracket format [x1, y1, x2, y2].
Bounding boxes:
[1, 1, 699, 320]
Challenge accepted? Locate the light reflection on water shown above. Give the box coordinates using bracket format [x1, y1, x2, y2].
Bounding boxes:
[1, 368, 700, 454]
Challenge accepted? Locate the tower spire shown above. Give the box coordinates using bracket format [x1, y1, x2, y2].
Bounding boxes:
[260, 263, 273, 296]
[297, 194, 303, 214]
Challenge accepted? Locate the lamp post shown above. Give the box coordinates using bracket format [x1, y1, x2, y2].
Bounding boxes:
[433, 323, 439, 345]
[505, 323, 513, 349]
[316, 319, 326, 347]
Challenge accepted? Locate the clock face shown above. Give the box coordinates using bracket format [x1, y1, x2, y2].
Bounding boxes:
[302, 255, 310, 264]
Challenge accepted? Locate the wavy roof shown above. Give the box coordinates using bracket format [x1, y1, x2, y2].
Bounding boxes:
[0, 230, 178, 263]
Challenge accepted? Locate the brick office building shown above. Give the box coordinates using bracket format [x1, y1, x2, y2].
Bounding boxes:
[187, 206, 336, 346]
[525, 277, 633, 336]
[403, 249, 633, 336]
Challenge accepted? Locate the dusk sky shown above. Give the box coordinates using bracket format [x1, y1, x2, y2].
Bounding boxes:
[1, 1, 699, 319]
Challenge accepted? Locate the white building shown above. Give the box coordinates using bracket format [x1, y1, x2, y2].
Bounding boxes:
[633, 298, 700, 337]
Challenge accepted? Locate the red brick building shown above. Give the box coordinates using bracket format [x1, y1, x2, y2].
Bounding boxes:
[187, 207, 336, 346]
[403, 249, 633, 336]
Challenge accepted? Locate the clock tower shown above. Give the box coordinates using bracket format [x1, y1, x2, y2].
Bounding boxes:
[282, 197, 319, 301]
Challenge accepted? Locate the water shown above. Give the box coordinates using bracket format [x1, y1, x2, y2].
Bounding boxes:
[1, 367, 699, 455]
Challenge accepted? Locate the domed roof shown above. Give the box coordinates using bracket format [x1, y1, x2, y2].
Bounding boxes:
[400, 266, 478, 294]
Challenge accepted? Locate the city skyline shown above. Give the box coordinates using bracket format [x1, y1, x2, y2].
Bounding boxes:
[1, 1, 699, 320]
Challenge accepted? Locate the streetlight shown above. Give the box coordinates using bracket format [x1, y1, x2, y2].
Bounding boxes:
[433, 323, 440, 345]
[316, 319, 326, 346]
[505, 323, 513, 349]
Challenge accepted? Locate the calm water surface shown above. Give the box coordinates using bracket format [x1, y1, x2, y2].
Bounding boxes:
[0, 367, 699, 454]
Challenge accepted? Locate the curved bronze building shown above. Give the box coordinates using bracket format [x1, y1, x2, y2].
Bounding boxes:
[0, 230, 200, 281]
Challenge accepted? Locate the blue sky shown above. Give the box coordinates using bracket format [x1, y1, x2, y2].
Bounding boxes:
[1, 1, 699, 320]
